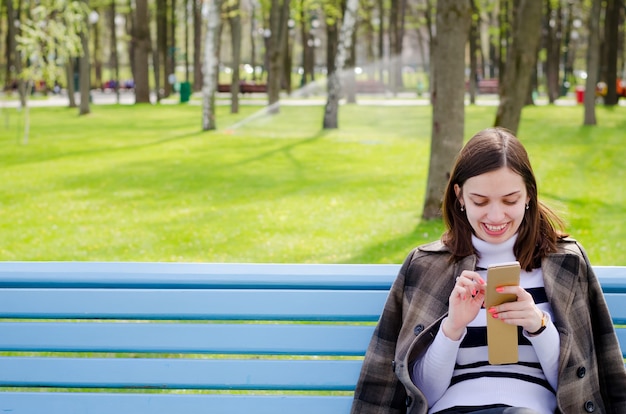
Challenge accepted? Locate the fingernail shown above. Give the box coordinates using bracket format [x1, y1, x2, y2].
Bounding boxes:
[492, 312, 499, 318]
[496, 287, 504, 293]
[472, 289, 477, 296]
[488, 307, 496, 313]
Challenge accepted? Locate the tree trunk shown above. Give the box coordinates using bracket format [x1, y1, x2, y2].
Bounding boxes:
[494, 0, 542, 134]
[603, 0, 619, 105]
[134, 0, 151, 103]
[584, 0, 602, 125]
[126, 0, 136, 84]
[468, 0, 479, 104]
[184, 0, 190, 83]
[193, 0, 203, 91]
[422, 0, 471, 220]
[544, 0, 561, 104]
[202, 0, 222, 131]
[228, 0, 242, 113]
[377, 0, 384, 82]
[7, 0, 26, 107]
[424, 0, 434, 102]
[79, 29, 91, 115]
[166, 0, 176, 98]
[389, 0, 399, 93]
[65, 60, 77, 108]
[156, 0, 167, 101]
[266, 0, 291, 113]
[323, 0, 361, 128]
[93, 16, 102, 90]
[345, 28, 357, 104]
[109, 1, 121, 104]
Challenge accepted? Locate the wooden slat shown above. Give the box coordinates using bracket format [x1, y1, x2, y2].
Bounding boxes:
[604, 293, 626, 324]
[0, 288, 388, 321]
[596, 266, 626, 293]
[616, 328, 626, 359]
[0, 357, 362, 390]
[0, 392, 353, 414]
[0, 262, 399, 290]
[0, 321, 375, 355]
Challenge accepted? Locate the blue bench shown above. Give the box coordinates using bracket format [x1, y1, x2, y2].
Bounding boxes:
[0, 262, 624, 414]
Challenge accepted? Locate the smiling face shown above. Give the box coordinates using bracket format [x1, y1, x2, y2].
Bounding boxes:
[454, 167, 530, 244]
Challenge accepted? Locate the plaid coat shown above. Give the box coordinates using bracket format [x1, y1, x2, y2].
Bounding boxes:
[350, 238, 626, 414]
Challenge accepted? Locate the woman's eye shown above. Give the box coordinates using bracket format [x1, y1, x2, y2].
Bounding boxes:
[473, 201, 487, 207]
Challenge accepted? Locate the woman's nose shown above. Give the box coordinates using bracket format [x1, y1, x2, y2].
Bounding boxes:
[487, 203, 506, 221]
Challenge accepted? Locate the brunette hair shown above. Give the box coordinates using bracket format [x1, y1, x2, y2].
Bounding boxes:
[441, 127, 567, 271]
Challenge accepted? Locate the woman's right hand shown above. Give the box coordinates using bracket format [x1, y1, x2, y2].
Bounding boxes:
[442, 270, 486, 341]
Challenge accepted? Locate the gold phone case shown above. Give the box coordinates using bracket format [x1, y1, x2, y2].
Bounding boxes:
[485, 261, 520, 365]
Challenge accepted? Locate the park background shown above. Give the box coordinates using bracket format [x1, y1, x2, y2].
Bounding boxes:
[1, 0, 625, 265]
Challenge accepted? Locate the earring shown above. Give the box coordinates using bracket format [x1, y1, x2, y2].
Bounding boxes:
[460, 205, 465, 212]
[526, 204, 529, 210]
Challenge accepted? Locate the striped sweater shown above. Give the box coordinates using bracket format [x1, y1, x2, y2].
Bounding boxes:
[412, 235, 560, 414]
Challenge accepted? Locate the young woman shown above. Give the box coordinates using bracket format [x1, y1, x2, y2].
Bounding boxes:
[351, 128, 626, 414]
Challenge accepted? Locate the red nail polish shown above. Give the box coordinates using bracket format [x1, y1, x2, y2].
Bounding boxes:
[488, 307, 496, 313]
[496, 287, 504, 293]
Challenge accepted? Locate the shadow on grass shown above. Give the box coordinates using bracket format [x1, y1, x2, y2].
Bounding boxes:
[216, 130, 330, 171]
[3, 130, 206, 168]
[345, 219, 446, 264]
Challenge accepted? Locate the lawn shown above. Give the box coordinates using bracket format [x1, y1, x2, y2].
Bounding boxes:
[1, 101, 625, 265]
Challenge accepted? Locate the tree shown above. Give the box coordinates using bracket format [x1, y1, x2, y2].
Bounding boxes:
[108, 0, 121, 104]
[421, 0, 471, 220]
[16, 0, 88, 142]
[79, 9, 91, 116]
[601, 0, 620, 105]
[155, 0, 167, 101]
[544, 0, 562, 104]
[266, 0, 291, 113]
[322, 0, 359, 129]
[193, 0, 203, 91]
[494, 0, 543, 134]
[134, 0, 151, 103]
[5, 0, 26, 107]
[226, 0, 242, 113]
[202, 0, 222, 130]
[584, 0, 601, 125]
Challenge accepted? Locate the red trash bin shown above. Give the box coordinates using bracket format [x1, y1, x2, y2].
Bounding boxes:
[575, 86, 585, 104]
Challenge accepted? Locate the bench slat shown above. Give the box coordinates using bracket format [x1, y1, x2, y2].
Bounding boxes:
[0, 322, 374, 355]
[603, 293, 626, 324]
[0, 357, 362, 390]
[0, 289, 388, 321]
[616, 328, 626, 359]
[0, 392, 353, 414]
[0, 262, 399, 289]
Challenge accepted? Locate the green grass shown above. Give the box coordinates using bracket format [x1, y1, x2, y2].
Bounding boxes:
[1, 102, 625, 265]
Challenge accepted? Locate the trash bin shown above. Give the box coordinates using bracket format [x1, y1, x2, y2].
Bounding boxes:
[575, 86, 585, 104]
[179, 81, 191, 103]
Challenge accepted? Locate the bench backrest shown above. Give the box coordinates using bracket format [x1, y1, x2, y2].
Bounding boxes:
[0, 262, 624, 414]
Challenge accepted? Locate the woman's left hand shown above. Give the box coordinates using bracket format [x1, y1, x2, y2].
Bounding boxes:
[487, 286, 544, 333]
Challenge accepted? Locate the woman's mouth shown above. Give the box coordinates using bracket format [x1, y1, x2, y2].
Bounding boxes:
[483, 223, 508, 236]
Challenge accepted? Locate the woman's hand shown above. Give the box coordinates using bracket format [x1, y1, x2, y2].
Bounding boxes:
[487, 285, 544, 333]
[442, 270, 486, 341]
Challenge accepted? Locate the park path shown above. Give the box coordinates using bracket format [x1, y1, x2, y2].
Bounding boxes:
[1, 90, 617, 108]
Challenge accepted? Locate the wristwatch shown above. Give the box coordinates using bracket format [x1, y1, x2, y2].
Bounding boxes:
[528, 312, 548, 336]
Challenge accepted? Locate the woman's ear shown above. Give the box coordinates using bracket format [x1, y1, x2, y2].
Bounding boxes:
[454, 184, 463, 207]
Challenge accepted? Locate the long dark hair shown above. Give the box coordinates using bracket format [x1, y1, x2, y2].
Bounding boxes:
[441, 127, 567, 271]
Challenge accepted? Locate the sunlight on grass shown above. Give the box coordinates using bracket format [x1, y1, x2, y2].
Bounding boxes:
[1, 103, 624, 264]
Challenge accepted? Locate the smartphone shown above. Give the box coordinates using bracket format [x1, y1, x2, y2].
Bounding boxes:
[485, 261, 521, 365]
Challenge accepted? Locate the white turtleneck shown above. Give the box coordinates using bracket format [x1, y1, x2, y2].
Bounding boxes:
[412, 234, 560, 414]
